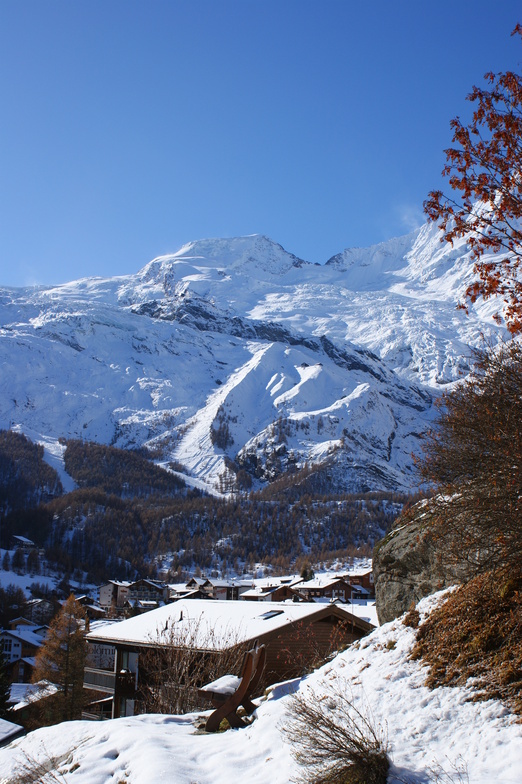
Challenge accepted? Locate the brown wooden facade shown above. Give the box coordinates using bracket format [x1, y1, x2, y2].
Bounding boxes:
[84, 604, 373, 719]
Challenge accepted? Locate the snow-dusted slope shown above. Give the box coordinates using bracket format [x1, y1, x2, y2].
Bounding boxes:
[0, 228, 507, 495]
[0, 591, 519, 783]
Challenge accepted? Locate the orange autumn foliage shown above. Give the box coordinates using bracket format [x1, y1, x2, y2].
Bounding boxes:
[424, 25, 522, 333]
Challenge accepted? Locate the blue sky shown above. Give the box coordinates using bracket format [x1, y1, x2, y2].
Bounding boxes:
[1, 1, 521, 287]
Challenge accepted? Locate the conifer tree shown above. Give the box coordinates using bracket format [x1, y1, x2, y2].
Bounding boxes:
[32, 594, 88, 724]
[0, 649, 11, 719]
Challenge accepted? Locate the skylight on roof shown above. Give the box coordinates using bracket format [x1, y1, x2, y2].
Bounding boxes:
[259, 610, 284, 621]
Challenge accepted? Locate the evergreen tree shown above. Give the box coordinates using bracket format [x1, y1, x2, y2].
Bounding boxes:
[0, 649, 11, 719]
[26, 548, 40, 575]
[11, 547, 24, 574]
[32, 594, 88, 724]
[300, 562, 315, 582]
[1, 550, 10, 572]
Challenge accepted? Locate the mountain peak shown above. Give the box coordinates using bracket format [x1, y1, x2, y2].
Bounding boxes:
[138, 235, 309, 284]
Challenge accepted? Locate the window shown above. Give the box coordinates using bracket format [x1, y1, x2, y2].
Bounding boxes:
[259, 610, 284, 620]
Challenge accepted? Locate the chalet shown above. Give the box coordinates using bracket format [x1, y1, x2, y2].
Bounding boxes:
[124, 598, 162, 615]
[74, 594, 106, 620]
[10, 535, 36, 551]
[344, 569, 375, 598]
[84, 599, 374, 719]
[8, 617, 38, 631]
[128, 579, 168, 605]
[3, 619, 46, 682]
[296, 576, 354, 603]
[241, 584, 297, 602]
[8, 656, 36, 683]
[185, 577, 207, 591]
[167, 582, 206, 601]
[7, 681, 59, 728]
[241, 575, 303, 602]
[199, 579, 251, 601]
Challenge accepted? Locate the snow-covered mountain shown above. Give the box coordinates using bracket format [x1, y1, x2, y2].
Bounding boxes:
[0, 226, 507, 495]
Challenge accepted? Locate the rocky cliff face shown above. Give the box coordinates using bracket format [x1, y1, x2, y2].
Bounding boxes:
[372, 509, 467, 624]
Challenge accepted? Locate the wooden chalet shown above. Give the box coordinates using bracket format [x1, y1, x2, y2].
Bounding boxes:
[84, 599, 374, 719]
[296, 576, 355, 603]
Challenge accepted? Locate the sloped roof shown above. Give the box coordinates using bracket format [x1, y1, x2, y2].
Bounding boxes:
[0, 717, 25, 747]
[298, 576, 350, 590]
[87, 599, 373, 650]
[0, 628, 46, 647]
[8, 681, 59, 710]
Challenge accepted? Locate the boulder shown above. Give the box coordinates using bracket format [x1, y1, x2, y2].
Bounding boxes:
[372, 508, 466, 624]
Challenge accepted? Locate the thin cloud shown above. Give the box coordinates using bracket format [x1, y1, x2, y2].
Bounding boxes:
[396, 203, 425, 233]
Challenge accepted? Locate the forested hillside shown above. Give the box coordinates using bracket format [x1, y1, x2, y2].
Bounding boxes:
[0, 430, 407, 581]
[0, 429, 63, 515]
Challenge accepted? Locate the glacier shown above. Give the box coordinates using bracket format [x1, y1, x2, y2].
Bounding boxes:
[0, 225, 507, 495]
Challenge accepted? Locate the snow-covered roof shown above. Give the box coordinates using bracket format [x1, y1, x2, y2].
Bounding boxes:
[239, 587, 270, 598]
[299, 576, 349, 590]
[88, 619, 122, 635]
[0, 717, 24, 747]
[11, 535, 35, 545]
[240, 583, 295, 598]
[129, 579, 165, 589]
[87, 599, 372, 650]
[203, 579, 251, 588]
[3, 590, 521, 783]
[250, 575, 303, 589]
[0, 628, 46, 647]
[9, 617, 37, 628]
[24, 597, 53, 607]
[347, 600, 378, 627]
[9, 681, 59, 709]
[350, 584, 370, 595]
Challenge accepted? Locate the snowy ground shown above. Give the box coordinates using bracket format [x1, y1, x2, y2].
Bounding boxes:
[0, 550, 57, 596]
[0, 590, 520, 783]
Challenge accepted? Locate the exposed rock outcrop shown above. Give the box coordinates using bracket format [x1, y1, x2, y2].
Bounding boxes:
[372, 509, 466, 624]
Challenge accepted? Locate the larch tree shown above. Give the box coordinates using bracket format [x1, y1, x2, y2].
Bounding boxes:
[32, 594, 88, 724]
[418, 341, 522, 578]
[424, 25, 522, 333]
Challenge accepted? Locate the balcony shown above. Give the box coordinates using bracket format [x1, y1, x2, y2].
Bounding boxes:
[83, 667, 116, 694]
[116, 669, 137, 698]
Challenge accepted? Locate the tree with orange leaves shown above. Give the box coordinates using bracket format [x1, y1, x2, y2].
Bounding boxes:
[424, 26, 522, 333]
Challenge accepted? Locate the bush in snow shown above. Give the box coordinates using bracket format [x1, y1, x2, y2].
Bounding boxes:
[282, 677, 389, 784]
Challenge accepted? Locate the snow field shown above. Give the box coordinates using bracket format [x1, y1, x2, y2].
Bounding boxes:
[0, 590, 519, 783]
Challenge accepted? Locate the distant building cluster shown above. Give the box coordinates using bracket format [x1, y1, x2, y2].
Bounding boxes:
[1, 535, 375, 729]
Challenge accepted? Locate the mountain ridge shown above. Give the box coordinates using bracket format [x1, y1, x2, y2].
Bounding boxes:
[0, 226, 508, 496]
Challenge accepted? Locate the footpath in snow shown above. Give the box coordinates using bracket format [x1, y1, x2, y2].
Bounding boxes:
[0, 591, 520, 783]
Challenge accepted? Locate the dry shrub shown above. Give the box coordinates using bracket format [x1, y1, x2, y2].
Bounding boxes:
[282, 678, 389, 784]
[138, 615, 252, 715]
[6, 744, 83, 783]
[402, 603, 420, 629]
[411, 570, 522, 714]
